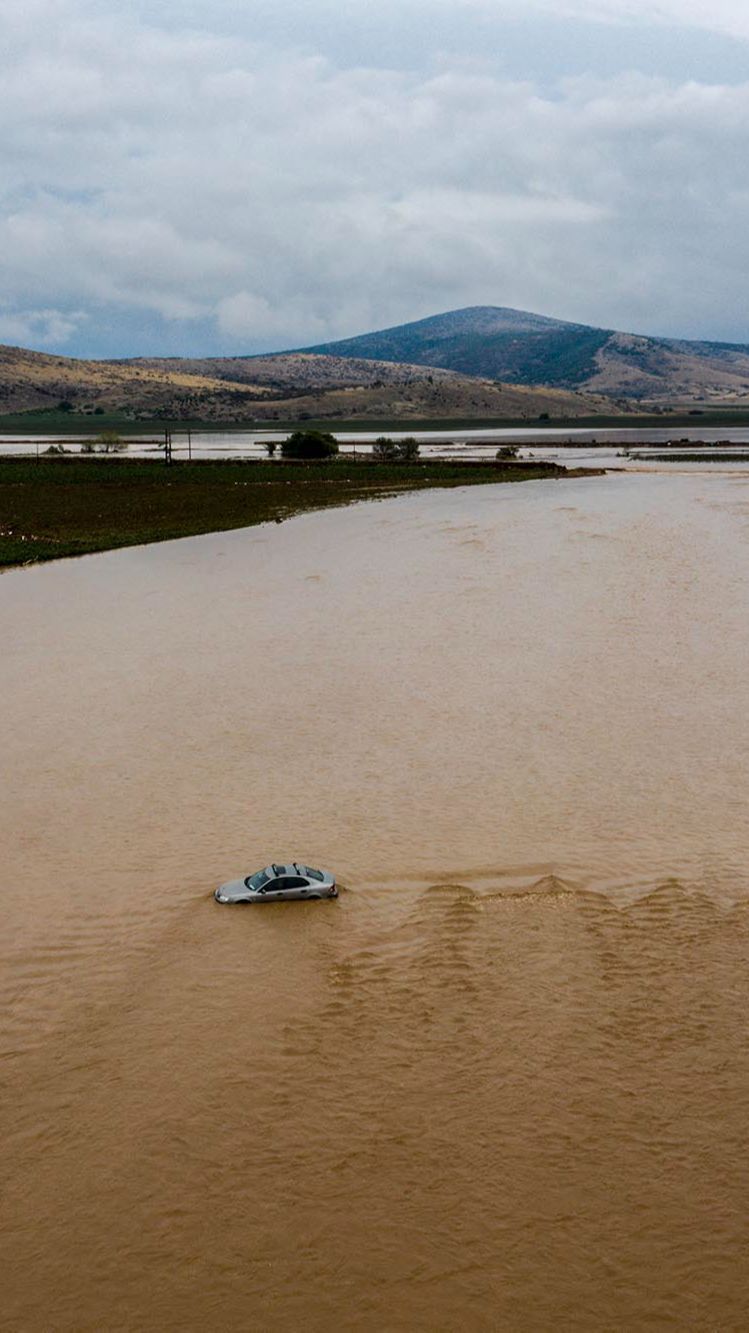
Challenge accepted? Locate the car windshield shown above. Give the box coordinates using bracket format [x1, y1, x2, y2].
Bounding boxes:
[303, 867, 325, 881]
[244, 869, 271, 891]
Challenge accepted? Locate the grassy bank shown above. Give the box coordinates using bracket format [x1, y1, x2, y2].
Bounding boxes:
[0, 456, 582, 569]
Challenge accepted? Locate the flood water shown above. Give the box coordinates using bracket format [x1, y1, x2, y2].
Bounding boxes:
[2, 468, 749, 1329]
[4, 422, 749, 469]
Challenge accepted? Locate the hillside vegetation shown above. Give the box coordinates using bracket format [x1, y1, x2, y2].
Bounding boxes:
[0, 343, 272, 419]
[0, 343, 613, 425]
[306, 306, 749, 403]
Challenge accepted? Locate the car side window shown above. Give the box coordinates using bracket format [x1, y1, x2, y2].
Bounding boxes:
[264, 879, 283, 892]
[278, 876, 307, 890]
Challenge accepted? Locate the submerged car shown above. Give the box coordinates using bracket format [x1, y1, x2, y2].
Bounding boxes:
[215, 863, 337, 904]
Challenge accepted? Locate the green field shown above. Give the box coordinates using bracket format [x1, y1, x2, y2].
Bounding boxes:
[4, 404, 749, 436]
[0, 456, 579, 569]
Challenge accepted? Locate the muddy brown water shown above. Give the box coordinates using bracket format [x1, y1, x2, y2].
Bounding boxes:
[2, 470, 749, 1330]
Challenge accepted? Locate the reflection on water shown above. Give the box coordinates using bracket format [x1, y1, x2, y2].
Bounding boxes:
[2, 470, 749, 1329]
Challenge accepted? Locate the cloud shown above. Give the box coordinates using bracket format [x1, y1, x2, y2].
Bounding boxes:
[1, 1, 749, 352]
[216, 292, 329, 343]
[470, 0, 749, 43]
[0, 307, 86, 348]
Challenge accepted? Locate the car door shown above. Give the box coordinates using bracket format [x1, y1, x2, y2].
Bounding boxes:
[275, 875, 310, 900]
[261, 877, 285, 901]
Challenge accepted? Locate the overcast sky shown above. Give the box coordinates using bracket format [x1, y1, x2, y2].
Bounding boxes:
[3, 0, 749, 356]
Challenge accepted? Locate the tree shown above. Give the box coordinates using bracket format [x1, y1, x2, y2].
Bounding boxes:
[264, 440, 277, 457]
[372, 436, 396, 460]
[496, 445, 519, 460]
[371, 436, 420, 462]
[280, 430, 338, 459]
[95, 430, 128, 453]
[398, 436, 420, 461]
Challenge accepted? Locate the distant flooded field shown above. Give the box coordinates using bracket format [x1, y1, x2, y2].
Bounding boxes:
[2, 469, 749, 1329]
[4, 422, 749, 469]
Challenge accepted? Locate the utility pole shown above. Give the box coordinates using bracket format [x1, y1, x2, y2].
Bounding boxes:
[187, 427, 192, 461]
[164, 427, 173, 465]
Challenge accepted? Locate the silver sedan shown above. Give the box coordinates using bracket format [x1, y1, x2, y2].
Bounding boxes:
[215, 863, 338, 904]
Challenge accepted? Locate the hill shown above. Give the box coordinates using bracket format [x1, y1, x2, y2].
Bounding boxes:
[0, 344, 614, 425]
[5, 307, 749, 423]
[0, 344, 273, 420]
[304, 306, 749, 403]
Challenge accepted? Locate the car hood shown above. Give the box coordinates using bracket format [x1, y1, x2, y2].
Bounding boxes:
[216, 878, 251, 899]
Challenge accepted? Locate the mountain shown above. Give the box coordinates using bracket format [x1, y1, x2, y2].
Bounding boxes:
[304, 306, 749, 402]
[0, 344, 613, 424]
[7, 302, 749, 423]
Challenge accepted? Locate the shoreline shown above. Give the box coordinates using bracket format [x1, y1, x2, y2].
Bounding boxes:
[0, 456, 604, 570]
